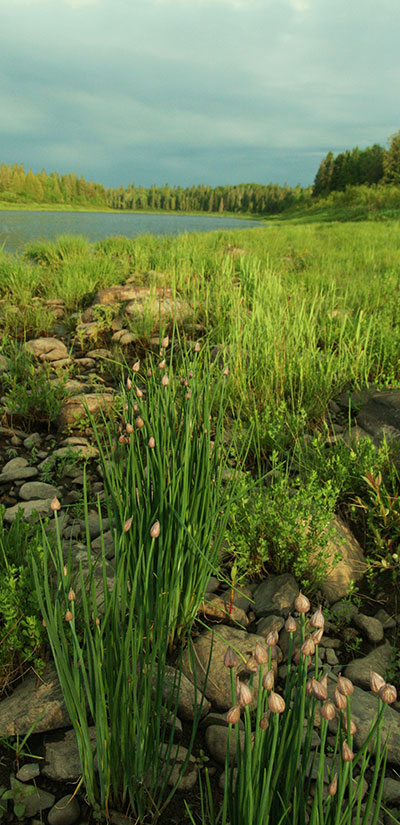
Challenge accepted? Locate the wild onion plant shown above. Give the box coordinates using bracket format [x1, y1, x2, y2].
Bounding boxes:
[92, 336, 244, 648]
[188, 595, 397, 825]
[33, 495, 205, 823]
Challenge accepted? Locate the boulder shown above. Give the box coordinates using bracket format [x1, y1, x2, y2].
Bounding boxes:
[59, 393, 114, 428]
[25, 337, 69, 362]
[0, 663, 70, 736]
[319, 516, 367, 603]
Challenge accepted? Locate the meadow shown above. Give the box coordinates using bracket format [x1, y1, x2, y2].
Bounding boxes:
[0, 218, 400, 823]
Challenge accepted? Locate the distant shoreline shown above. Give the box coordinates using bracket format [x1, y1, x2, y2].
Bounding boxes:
[0, 201, 265, 222]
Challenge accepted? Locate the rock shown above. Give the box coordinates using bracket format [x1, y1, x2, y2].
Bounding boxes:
[329, 599, 359, 623]
[38, 444, 99, 472]
[112, 329, 136, 345]
[205, 724, 245, 765]
[356, 389, 400, 447]
[344, 641, 394, 690]
[59, 393, 114, 428]
[4, 498, 55, 522]
[16, 763, 40, 782]
[23, 432, 41, 449]
[75, 322, 103, 341]
[383, 779, 400, 804]
[47, 795, 81, 825]
[319, 516, 367, 603]
[43, 728, 97, 781]
[25, 337, 69, 362]
[91, 529, 114, 557]
[374, 609, 397, 631]
[198, 596, 249, 627]
[94, 285, 147, 304]
[74, 357, 95, 369]
[181, 627, 267, 711]
[0, 662, 70, 736]
[325, 648, 339, 666]
[85, 348, 112, 359]
[204, 576, 220, 595]
[256, 615, 285, 636]
[253, 574, 299, 618]
[1, 457, 28, 474]
[352, 613, 384, 644]
[158, 743, 197, 791]
[19, 481, 61, 501]
[344, 685, 400, 765]
[200, 711, 244, 731]
[156, 665, 211, 721]
[0, 466, 39, 484]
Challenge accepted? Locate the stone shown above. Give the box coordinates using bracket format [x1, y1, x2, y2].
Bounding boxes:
[4, 497, 55, 522]
[47, 795, 81, 825]
[0, 466, 39, 484]
[0, 662, 70, 736]
[352, 613, 384, 644]
[181, 627, 267, 711]
[205, 724, 245, 765]
[256, 615, 285, 636]
[91, 529, 115, 558]
[356, 389, 400, 447]
[43, 728, 97, 781]
[325, 648, 339, 666]
[19, 481, 61, 501]
[155, 665, 211, 721]
[383, 778, 400, 804]
[343, 641, 394, 691]
[16, 763, 40, 782]
[1, 457, 28, 474]
[9, 776, 55, 818]
[59, 393, 114, 428]
[339, 685, 400, 765]
[38, 444, 99, 472]
[198, 596, 249, 628]
[112, 329, 136, 344]
[200, 711, 244, 731]
[158, 743, 197, 791]
[23, 432, 41, 449]
[374, 609, 397, 630]
[253, 574, 299, 618]
[25, 337, 69, 362]
[318, 516, 367, 603]
[329, 599, 359, 623]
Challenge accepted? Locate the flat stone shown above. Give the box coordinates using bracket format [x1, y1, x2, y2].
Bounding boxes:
[4, 497, 55, 522]
[91, 529, 115, 558]
[356, 389, 400, 447]
[181, 627, 267, 711]
[85, 348, 112, 359]
[9, 776, 55, 818]
[256, 615, 285, 636]
[0, 466, 39, 483]
[253, 574, 299, 618]
[26, 337, 68, 362]
[38, 444, 99, 471]
[344, 641, 394, 690]
[200, 711, 244, 731]
[374, 609, 396, 630]
[205, 724, 245, 765]
[198, 596, 249, 628]
[112, 329, 136, 345]
[352, 613, 384, 643]
[0, 662, 70, 736]
[1, 457, 28, 474]
[319, 516, 367, 603]
[47, 794, 81, 825]
[59, 393, 114, 428]
[16, 763, 40, 782]
[382, 778, 400, 804]
[43, 728, 97, 781]
[342, 685, 400, 766]
[19, 481, 61, 501]
[329, 599, 359, 622]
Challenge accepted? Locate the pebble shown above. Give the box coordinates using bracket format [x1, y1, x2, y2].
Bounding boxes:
[352, 613, 384, 644]
[16, 763, 40, 782]
[47, 795, 81, 825]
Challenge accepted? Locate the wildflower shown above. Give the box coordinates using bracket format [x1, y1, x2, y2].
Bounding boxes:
[161, 375, 169, 387]
[310, 605, 325, 629]
[254, 643, 269, 665]
[150, 521, 160, 539]
[260, 712, 269, 730]
[285, 615, 297, 633]
[161, 335, 169, 349]
[301, 638, 315, 657]
[311, 627, 324, 645]
[262, 670, 275, 691]
[124, 516, 133, 532]
[342, 741, 354, 762]
[328, 774, 338, 796]
[334, 687, 347, 711]
[132, 360, 140, 372]
[194, 341, 201, 352]
[343, 716, 357, 735]
[268, 691, 285, 714]
[295, 592, 310, 613]
[236, 679, 253, 707]
[135, 416, 144, 429]
[65, 610, 73, 622]
[224, 647, 239, 668]
[265, 630, 279, 647]
[158, 358, 166, 369]
[379, 683, 397, 704]
[51, 497, 61, 511]
[369, 668, 386, 694]
[246, 656, 258, 673]
[321, 700, 336, 721]
[226, 705, 241, 724]
[148, 436, 156, 448]
[337, 674, 354, 697]
[68, 588, 76, 602]
[126, 377, 132, 390]
[126, 422, 134, 434]
[311, 676, 328, 701]
[136, 387, 143, 398]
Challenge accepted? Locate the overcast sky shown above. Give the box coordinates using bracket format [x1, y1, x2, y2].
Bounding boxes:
[1, 0, 399, 188]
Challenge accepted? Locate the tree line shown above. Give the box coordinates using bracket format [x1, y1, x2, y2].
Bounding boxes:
[0, 163, 312, 214]
[312, 130, 400, 196]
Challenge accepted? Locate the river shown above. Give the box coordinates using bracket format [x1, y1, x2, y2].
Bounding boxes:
[0, 210, 261, 254]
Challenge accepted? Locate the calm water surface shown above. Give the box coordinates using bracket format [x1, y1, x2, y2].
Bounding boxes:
[0, 210, 261, 254]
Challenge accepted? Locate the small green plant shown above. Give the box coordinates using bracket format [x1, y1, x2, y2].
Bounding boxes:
[0, 509, 47, 694]
[187, 599, 396, 825]
[351, 468, 400, 582]
[1, 343, 68, 430]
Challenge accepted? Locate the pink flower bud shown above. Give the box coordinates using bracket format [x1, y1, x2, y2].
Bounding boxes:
[311, 627, 324, 645]
[337, 674, 354, 697]
[150, 521, 160, 539]
[262, 670, 275, 691]
[161, 336, 169, 349]
[254, 643, 269, 665]
[265, 630, 279, 647]
[343, 716, 357, 735]
[158, 359, 166, 369]
[268, 691, 285, 714]
[124, 516, 133, 532]
[285, 615, 297, 633]
[136, 387, 143, 398]
[236, 679, 253, 707]
[147, 368, 152, 377]
[321, 700, 336, 721]
[260, 712, 269, 730]
[369, 668, 386, 694]
[126, 423, 134, 434]
[223, 366, 229, 376]
[342, 741, 354, 762]
[328, 774, 338, 796]
[226, 705, 241, 724]
[224, 647, 239, 668]
[334, 687, 347, 711]
[301, 638, 315, 657]
[51, 497, 61, 511]
[161, 375, 169, 387]
[194, 342, 201, 352]
[135, 416, 144, 429]
[132, 360, 140, 372]
[68, 588, 76, 602]
[379, 684, 397, 704]
[126, 377, 132, 390]
[295, 592, 310, 613]
[311, 676, 328, 701]
[148, 436, 155, 448]
[246, 656, 258, 673]
[310, 605, 325, 629]
[65, 609, 73, 622]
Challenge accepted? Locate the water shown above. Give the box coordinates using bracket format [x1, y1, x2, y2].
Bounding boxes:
[0, 210, 261, 254]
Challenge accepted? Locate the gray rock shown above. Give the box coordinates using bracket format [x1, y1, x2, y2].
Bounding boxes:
[319, 516, 367, 603]
[16, 763, 40, 782]
[345, 685, 400, 765]
[256, 615, 285, 636]
[25, 337, 69, 362]
[0, 466, 39, 483]
[205, 724, 245, 765]
[158, 744, 197, 791]
[23, 432, 41, 449]
[153, 664, 211, 721]
[9, 776, 55, 817]
[383, 778, 400, 804]
[253, 574, 299, 618]
[200, 711, 244, 731]
[43, 728, 97, 781]
[375, 609, 397, 631]
[181, 627, 267, 711]
[19, 481, 61, 501]
[4, 497, 55, 522]
[47, 795, 81, 825]
[344, 641, 394, 690]
[325, 648, 339, 666]
[329, 599, 359, 623]
[91, 529, 115, 558]
[0, 662, 70, 736]
[353, 613, 384, 644]
[59, 394, 114, 428]
[356, 389, 400, 447]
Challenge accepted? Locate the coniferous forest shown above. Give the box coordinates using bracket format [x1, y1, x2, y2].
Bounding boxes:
[0, 129, 400, 214]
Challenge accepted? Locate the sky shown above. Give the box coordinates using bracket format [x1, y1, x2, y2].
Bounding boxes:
[0, 0, 399, 189]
